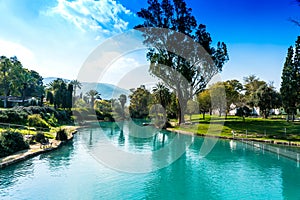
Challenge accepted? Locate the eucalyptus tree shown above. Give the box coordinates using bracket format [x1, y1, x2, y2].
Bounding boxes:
[135, 0, 229, 124]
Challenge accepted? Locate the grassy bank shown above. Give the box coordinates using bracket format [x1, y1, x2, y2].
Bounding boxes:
[171, 115, 300, 144]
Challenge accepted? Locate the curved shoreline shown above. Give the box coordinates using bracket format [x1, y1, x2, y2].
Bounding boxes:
[0, 130, 77, 169]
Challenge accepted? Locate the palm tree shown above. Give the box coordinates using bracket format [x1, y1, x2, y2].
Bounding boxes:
[70, 80, 82, 98]
[152, 83, 171, 109]
[86, 89, 99, 108]
[152, 83, 171, 127]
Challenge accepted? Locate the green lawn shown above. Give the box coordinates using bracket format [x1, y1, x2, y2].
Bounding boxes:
[171, 114, 300, 142]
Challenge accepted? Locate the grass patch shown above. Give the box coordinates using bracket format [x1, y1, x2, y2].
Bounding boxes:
[171, 115, 300, 142]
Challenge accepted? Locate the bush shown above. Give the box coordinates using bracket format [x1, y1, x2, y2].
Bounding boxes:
[47, 114, 58, 127]
[56, 128, 68, 141]
[0, 109, 28, 124]
[0, 131, 29, 158]
[28, 114, 49, 130]
[34, 132, 46, 143]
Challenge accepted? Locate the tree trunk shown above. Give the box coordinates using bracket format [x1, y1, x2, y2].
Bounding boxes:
[178, 103, 185, 124]
[202, 112, 205, 120]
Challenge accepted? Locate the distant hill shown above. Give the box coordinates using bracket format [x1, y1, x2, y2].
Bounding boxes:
[79, 82, 129, 100]
[43, 77, 70, 86]
[43, 77, 129, 100]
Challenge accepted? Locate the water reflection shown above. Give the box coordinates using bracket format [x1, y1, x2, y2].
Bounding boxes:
[40, 140, 74, 170]
[0, 159, 35, 195]
[1, 123, 300, 199]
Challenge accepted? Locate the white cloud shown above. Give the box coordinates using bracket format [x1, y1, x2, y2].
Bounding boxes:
[0, 39, 37, 69]
[45, 0, 132, 35]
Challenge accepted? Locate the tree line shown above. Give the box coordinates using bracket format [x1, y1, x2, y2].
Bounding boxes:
[0, 56, 44, 107]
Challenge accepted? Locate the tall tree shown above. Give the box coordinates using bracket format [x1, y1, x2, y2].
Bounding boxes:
[254, 83, 282, 119]
[152, 83, 171, 126]
[197, 89, 211, 119]
[135, 0, 229, 124]
[70, 80, 82, 99]
[0, 56, 12, 108]
[280, 37, 300, 121]
[86, 89, 99, 109]
[243, 75, 266, 110]
[129, 85, 151, 118]
[48, 78, 69, 109]
[209, 82, 226, 117]
[152, 82, 171, 109]
[280, 46, 297, 121]
[223, 80, 243, 119]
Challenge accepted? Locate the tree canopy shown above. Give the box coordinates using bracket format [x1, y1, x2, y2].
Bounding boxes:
[135, 0, 229, 124]
[0, 56, 44, 107]
[280, 36, 300, 121]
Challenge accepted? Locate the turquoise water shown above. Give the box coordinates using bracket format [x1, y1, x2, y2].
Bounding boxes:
[1, 122, 300, 199]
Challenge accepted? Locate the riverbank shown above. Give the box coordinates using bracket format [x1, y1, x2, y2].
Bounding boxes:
[168, 128, 300, 146]
[168, 128, 300, 162]
[0, 129, 77, 169]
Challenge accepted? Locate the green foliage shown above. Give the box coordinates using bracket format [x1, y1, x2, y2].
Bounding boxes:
[0, 109, 28, 124]
[235, 106, 251, 117]
[55, 128, 68, 141]
[0, 131, 29, 158]
[74, 98, 89, 108]
[197, 89, 211, 119]
[69, 79, 82, 100]
[47, 78, 73, 109]
[0, 56, 44, 108]
[129, 85, 151, 118]
[135, 0, 229, 124]
[33, 132, 46, 143]
[166, 92, 178, 119]
[209, 82, 226, 117]
[243, 75, 266, 107]
[28, 114, 50, 130]
[187, 100, 199, 118]
[94, 99, 113, 121]
[47, 113, 58, 127]
[280, 37, 300, 121]
[86, 89, 100, 108]
[72, 107, 96, 121]
[254, 84, 282, 118]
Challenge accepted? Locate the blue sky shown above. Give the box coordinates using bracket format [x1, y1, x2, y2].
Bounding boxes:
[0, 0, 299, 89]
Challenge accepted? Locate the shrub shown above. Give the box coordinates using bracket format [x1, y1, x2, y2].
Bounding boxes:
[47, 114, 58, 127]
[28, 114, 49, 130]
[56, 128, 68, 141]
[34, 132, 46, 143]
[0, 109, 28, 124]
[0, 131, 29, 158]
